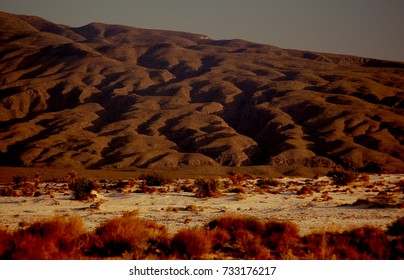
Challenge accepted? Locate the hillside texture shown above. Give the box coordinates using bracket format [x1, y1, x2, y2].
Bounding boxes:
[0, 11, 403, 172]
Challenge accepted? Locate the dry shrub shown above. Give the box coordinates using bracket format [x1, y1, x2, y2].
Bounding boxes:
[106, 181, 132, 192]
[338, 227, 390, 259]
[139, 173, 171, 186]
[171, 228, 212, 259]
[208, 215, 266, 235]
[4, 214, 402, 260]
[69, 177, 101, 201]
[233, 229, 272, 259]
[229, 186, 245, 194]
[304, 226, 390, 259]
[207, 215, 271, 259]
[0, 227, 12, 258]
[387, 217, 404, 236]
[228, 171, 242, 185]
[91, 211, 169, 259]
[8, 216, 86, 259]
[297, 186, 313, 195]
[361, 174, 370, 182]
[15, 184, 38, 197]
[0, 175, 39, 197]
[397, 180, 404, 193]
[0, 185, 13, 196]
[327, 170, 356, 186]
[180, 185, 195, 192]
[228, 172, 252, 186]
[262, 220, 300, 258]
[389, 237, 404, 260]
[13, 175, 28, 186]
[194, 179, 221, 198]
[256, 178, 279, 187]
[135, 184, 156, 193]
[303, 232, 334, 259]
[210, 227, 232, 250]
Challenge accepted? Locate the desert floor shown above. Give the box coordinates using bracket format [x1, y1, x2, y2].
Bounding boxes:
[0, 171, 403, 235]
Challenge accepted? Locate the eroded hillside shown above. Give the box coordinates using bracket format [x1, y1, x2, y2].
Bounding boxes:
[0, 11, 403, 172]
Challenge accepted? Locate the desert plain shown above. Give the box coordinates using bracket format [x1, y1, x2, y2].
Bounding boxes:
[1, 168, 403, 236]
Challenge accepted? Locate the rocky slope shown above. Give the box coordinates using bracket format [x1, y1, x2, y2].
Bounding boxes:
[0, 11, 403, 172]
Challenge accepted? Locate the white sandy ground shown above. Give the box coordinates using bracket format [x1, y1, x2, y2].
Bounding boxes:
[0, 174, 403, 235]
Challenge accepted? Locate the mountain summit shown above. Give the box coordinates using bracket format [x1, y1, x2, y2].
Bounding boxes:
[0, 11, 403, 172]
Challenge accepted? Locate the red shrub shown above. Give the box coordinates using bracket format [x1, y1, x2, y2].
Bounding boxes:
[9, 216, 86, 259]
[92, 212, 169, 259]
[210, 227, 232, 250]
[304, 226, 390, 259]
[388, 217, 404, 236]
[0, 227, 12, 258]
[262, 220, 300, 258]
[171, 228, 212, 259]
[207, 215, 266, 236]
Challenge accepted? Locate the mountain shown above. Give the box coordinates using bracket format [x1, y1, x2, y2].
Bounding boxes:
[0, 11, 403, 172]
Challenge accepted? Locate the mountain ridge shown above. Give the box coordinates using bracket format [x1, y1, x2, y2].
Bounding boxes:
[1, 11, 403, 172]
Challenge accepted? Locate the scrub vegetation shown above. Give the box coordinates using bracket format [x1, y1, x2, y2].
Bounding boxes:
[0, 214, 402, 260]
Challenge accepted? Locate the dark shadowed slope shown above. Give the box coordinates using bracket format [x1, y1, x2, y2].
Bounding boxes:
[0, 11, 403, 172]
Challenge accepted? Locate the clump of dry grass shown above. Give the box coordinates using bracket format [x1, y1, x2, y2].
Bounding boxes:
[194, 179, 221, 198]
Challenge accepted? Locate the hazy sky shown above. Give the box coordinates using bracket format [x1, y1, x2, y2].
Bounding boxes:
[1, 0, 403, 61]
